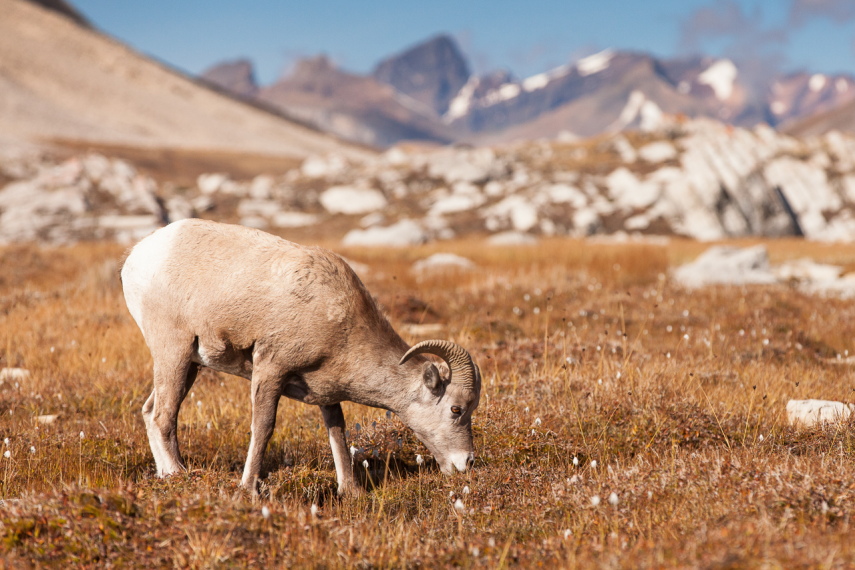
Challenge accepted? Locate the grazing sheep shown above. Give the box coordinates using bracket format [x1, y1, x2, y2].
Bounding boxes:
[121, 219, 480, 494]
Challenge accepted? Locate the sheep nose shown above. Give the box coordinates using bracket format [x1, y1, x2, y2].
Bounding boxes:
[449, 451, 475, 473]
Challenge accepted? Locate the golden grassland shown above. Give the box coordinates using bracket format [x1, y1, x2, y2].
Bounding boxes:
[3, 236, 855, 567]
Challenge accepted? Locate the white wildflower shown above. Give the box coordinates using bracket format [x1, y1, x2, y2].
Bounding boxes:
[416, 454, 424, 466]
[261, 506, 271, 520]
[462, 485, 470, 495]
[79, 431, 85, 439]
[572, 456, 579, 466]
[454, 498, 466, 512]
[563, 529, 572, 539]
[362, 460, 369, 469]
[534, 417, 542, 427]
[3, 450, 10, 459]
[29, 446, 35, 454]
[590, 495, 601, 507]
[350, 445, 358, 457]
[590, 460, 597, 469]
[608, 492, 619, 506]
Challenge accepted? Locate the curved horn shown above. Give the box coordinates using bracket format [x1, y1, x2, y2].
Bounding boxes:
[399, 340, 478, 391]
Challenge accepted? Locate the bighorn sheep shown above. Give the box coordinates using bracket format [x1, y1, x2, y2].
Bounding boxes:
[121, 219, 480, 493]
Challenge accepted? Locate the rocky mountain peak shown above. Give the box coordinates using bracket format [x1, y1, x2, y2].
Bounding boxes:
[291, 54, 337, 79]
[200, 58, 259, 99]
[372, 34, 471, 116]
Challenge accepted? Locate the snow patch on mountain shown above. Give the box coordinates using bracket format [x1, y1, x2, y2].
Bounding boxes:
[615, 91, 665, 131]
[523, 65, 571, 92]
[809, 74, 827, 92]
[577, 49, 614, 76]
[698, 59, 737, 100]
[482, 83, 522, 106]
[444, 77, 478, 121]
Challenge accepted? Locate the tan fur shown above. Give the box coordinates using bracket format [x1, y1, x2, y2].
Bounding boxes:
[121, 219, 480, 494]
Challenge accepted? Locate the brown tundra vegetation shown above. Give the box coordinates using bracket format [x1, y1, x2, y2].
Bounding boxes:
[3, 236, 855, 567]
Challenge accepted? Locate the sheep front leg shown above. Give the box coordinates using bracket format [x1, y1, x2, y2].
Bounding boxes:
[320, 403, 362, 496]
[240, 372, 283, 492]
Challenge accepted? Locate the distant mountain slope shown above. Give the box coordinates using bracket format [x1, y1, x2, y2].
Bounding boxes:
[256, 56, 457, 148]
[1, 0, 366, 158]
[784, 96, 855, 137]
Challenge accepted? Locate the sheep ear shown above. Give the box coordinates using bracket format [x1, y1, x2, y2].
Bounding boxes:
[423, 363, 441, 394]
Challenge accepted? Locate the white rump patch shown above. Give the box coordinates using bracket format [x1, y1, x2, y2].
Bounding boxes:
[121, 220, 185, 335]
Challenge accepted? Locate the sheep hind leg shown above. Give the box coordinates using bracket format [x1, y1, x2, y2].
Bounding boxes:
[320, 403, 362, 496]
[143, 346, 198, 478]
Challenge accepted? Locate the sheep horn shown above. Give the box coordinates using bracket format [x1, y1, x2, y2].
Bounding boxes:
[399, 340, 478, 391]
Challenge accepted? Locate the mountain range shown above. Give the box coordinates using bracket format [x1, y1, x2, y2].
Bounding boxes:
[203, 35, 855, 148]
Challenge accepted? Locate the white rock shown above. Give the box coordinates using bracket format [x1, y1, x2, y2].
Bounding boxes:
[611, 136, 637, 163]
[484, 195, 539, 232]
[487, 231, 537, 245]
[411, 253, 475, 275]
[249, 175, 275, 199]
[197, 173, 229, 195]
[165, 196, 194, 222]
[572, 208, 601, 236]
[672, 245, 777, 288]
[544, 183, 588, 208]
[239, 216, 268, 229]
[605, 167, 660, 209]
[426, 147, 501, 184]
[787, 399, 854, 427]
[360, 212, 385, 228]
[429, 193, 486, 216]
[272, 212, 320, 228]
[775, 259, 842, 284]
[638, 141, 677, 163]
[342, 219, 428, 247]
[320, 186, 388, 215]
[237, 199, 282, 218]
[97, 215, 162, 243]
[302, 154, 347, 179]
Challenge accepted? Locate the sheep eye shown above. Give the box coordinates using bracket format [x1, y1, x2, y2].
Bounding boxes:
[450, 406, 462, 415]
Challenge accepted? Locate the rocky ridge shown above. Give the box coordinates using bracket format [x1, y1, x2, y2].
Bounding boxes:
[4, 118, 855, 247]
[204, 35, 855, 148]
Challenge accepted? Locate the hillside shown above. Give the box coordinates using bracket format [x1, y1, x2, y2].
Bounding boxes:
[0, 0, 366, 159]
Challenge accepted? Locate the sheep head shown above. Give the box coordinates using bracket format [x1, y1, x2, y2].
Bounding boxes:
[398, 340, 481, 474]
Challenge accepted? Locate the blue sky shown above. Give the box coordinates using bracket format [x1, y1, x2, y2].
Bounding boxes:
[72, 0, 855, 85]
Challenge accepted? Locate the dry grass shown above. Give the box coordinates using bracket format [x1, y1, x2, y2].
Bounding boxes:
[3, 237, 855, 567]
